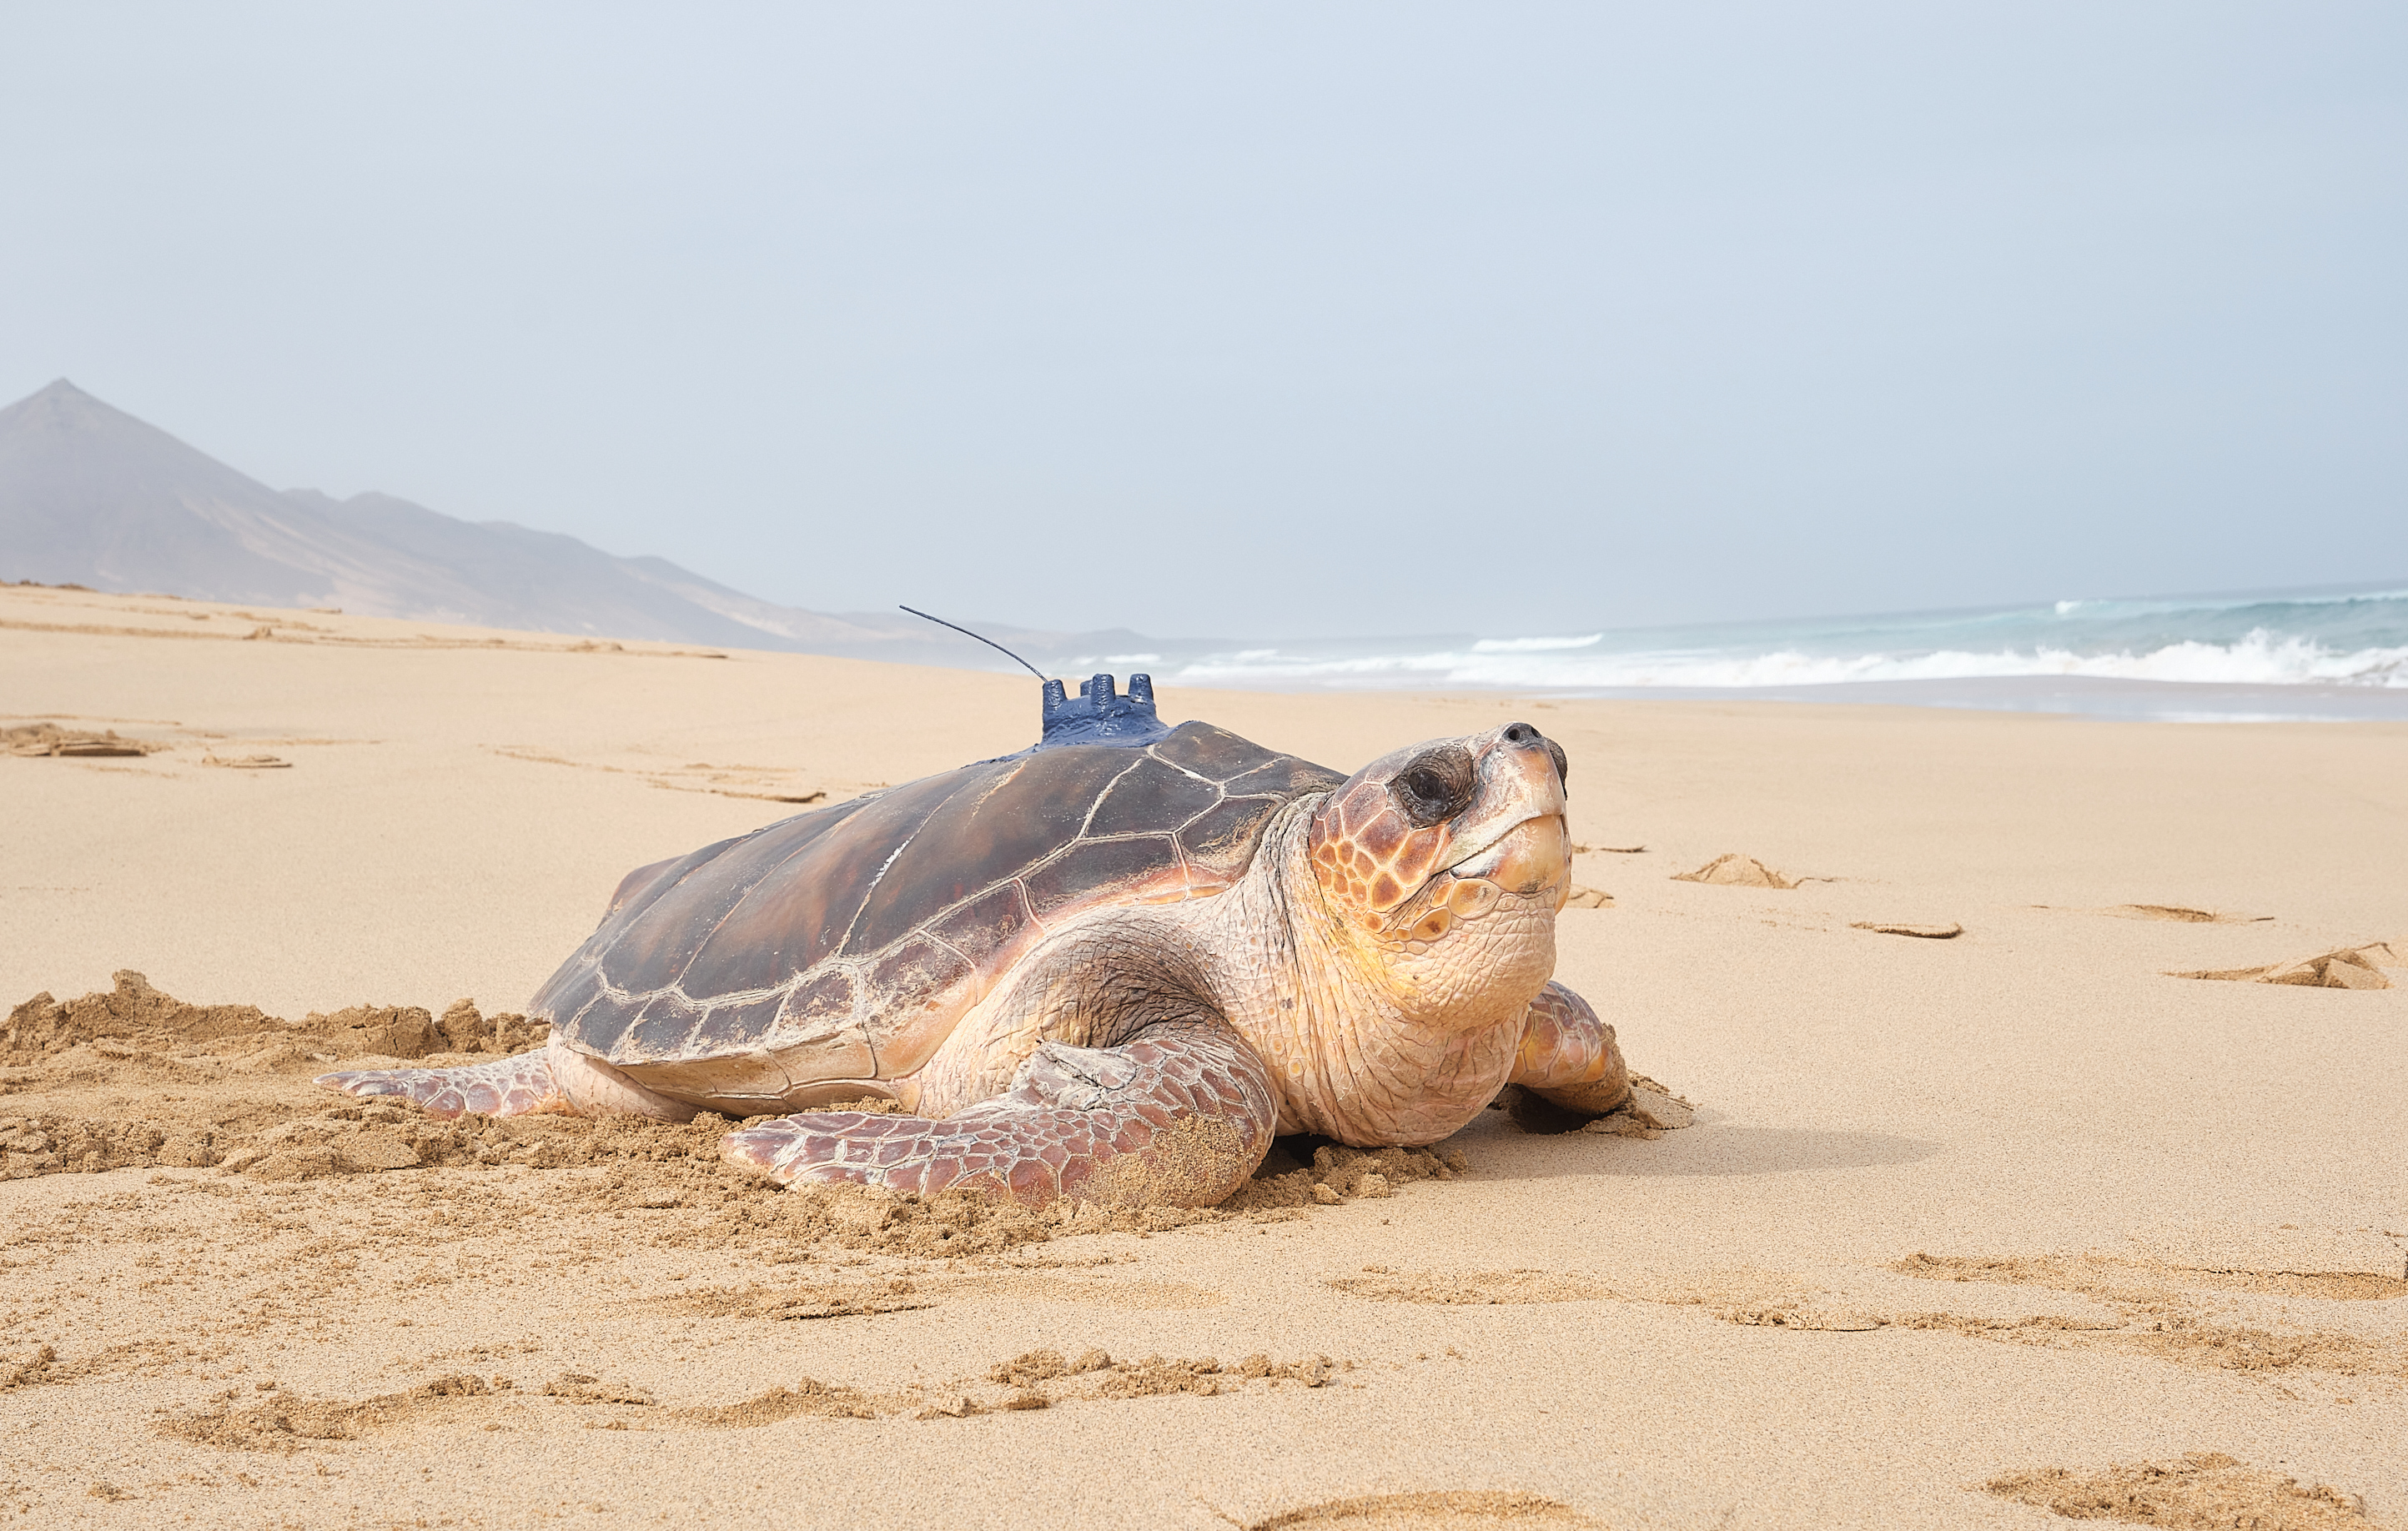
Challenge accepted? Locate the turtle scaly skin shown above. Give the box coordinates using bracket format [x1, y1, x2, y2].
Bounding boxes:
[322, 681, 1631, 1207]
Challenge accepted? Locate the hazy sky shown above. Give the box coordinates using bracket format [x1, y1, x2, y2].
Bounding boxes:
[4, 3, 2402, 639]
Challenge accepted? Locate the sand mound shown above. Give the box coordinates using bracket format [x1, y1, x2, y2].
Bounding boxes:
[1851, 921, 1963, 939]
[3, 971, 531, 1067]
[1718, 1306, 1884, 1332]
[1254, 1492, 1605, 1529]
[993, 1347, 1342, 1401]
[1672, 854, 1798, 889]
[1501, 1075, 1696, 1139]
[1232, 1142, 1467, 1208]
[2169, 945, 2396, 989]
[2104, 905, 2259, 923]
[541, 1372, 657, 1406]
[5, 971, 288, 1059]
[1983, 1453, 2370, 1528]
[3, 722, 154, 757]
[0, 1116, 230, 1177]
[1, 1096, 718, 1184]
[0, 976, 559, 1182]
[1560, 886, 1612, 909]
[676, 1380, 878, 1426]
[1579, 1077, 1697, 1139]
[1, 1345, 59, 1390]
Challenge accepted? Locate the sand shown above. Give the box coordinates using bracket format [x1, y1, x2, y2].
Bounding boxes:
[3, 581, 2405, 1529]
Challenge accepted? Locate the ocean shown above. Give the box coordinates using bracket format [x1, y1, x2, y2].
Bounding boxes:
[1051, 583, 2408, 721]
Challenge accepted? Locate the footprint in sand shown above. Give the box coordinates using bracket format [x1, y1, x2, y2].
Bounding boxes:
[3, 723, 155, 757]
[1981, 1453, 2371, 1528]
[2169, 943, 2398, 990]
[1324, 1268, 1619, 1306]
[1850, 921, 1963, 940]
[1330, 1262, 1883, 1334]
[665, 1269, 1224, 1323]
[490, 745, 827, 805]
[1887, 1240, 2408, 1376]
[1672, 854, 1820, 889]
[2108, 903, 2263, 923]
[666, 1278, 937, 1322]
[2042, 903, 2270, 923]
[157, 1348, 1356, 1447]
[2123, 1219, 2408, 1283]
[1252, 1492, 1606, 1530]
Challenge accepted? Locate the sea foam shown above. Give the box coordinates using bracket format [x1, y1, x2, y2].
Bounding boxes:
[1134, 585, 2408, 695]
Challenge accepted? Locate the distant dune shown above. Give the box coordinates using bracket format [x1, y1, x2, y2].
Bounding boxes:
[0, 379, 1128, 667]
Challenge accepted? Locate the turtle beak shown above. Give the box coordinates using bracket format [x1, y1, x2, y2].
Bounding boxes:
[1438, 724, 1569, 892]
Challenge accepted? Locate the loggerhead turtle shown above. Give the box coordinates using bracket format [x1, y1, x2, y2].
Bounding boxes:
[321, 674, 1632, 1207]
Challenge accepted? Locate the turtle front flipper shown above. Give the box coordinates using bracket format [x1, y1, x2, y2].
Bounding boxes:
[1507, 981, 1631, 1119]
[720, 1021, 1277, 1208]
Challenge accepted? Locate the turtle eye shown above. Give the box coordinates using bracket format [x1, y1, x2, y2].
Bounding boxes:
[1391, 745, 1476, 829]
[1546, 738, 1569, 791]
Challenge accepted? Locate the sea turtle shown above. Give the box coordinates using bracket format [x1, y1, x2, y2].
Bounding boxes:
[321, 674, 1633, 1206]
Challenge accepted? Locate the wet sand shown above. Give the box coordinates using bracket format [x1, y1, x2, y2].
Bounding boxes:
[3, 581, 2405, 1529]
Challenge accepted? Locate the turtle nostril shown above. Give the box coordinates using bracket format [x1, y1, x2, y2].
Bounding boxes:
[1503, 723, 1539, 745]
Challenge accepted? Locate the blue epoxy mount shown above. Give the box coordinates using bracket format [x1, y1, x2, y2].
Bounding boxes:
[1023, 674, 1174, 754]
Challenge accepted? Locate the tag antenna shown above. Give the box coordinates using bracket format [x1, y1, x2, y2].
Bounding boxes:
[899, 605, 1048, 682]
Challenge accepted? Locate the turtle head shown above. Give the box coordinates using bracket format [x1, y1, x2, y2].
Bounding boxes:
[1305, 722, 1571, 1022]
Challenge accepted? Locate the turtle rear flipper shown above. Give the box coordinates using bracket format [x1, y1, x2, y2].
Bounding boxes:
[317, 1047, 567, 1119]
[318, 1041, 697, 1122]
[719, 1022, 1276, 1207]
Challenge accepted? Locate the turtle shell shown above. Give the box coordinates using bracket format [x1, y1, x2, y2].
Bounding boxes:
[529, 720, 1343, 1112]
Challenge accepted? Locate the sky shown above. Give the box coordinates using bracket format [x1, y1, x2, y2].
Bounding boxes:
[3, 3, 2403, 640]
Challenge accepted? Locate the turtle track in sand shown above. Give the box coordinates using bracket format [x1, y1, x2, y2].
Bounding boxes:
[2167, 942, 2398, 989]
[1320, 1241, 2408, 1383]
[149, 1348, 1360, 1453]
[1250, 1492, 1606, 1530]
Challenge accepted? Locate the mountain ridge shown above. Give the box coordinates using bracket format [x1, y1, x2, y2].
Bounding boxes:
[0, 379, 1106, 665]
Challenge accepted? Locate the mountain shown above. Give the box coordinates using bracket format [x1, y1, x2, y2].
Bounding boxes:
[0, 379, 1100, 664]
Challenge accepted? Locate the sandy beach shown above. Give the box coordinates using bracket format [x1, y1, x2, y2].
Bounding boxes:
[3, 580, 2404, 1529]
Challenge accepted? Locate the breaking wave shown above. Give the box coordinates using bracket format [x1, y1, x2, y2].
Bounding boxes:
[1153, 585, 2408, 694]
[1170, 630, 2408, 690]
